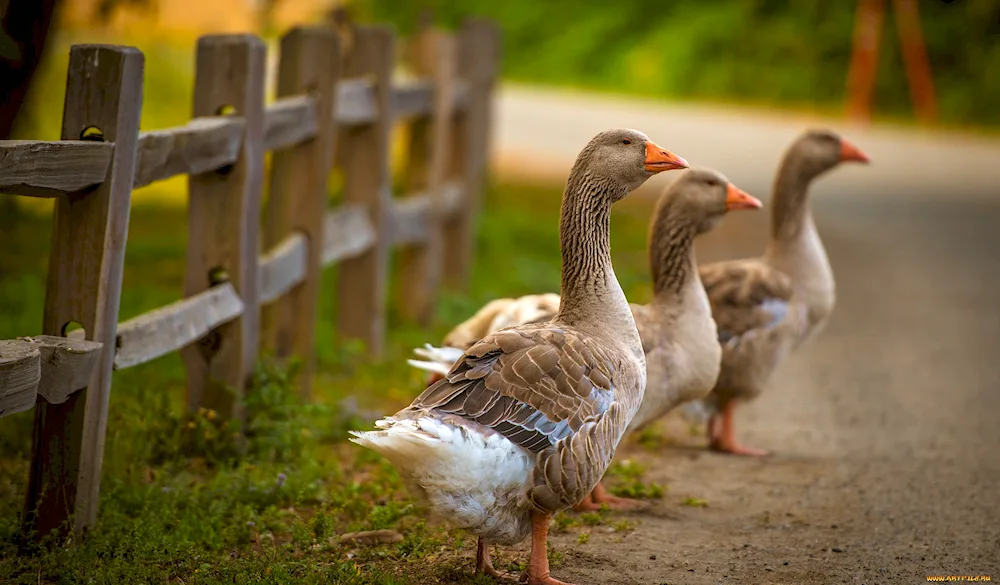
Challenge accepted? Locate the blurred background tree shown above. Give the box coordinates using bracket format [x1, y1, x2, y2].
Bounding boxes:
[0, 0, 59, 140]
[356, 0, 999, 129]
[3, 0, 996, 139]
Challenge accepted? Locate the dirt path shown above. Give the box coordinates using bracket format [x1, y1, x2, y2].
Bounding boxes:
[455, 86, 1000, 584]
[448, 194, 1000, 585]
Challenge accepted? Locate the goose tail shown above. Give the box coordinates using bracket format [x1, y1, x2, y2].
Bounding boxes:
[406, 344, 465, 376]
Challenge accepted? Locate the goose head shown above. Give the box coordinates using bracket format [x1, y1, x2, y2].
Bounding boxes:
[656, 167, 762, 235]
[789, 129, 871, 181]
[574, 128, 689, 195]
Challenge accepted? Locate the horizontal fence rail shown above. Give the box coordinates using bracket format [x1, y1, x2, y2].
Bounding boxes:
[0, 17, 500, 543]
[0, 80, 470, 197]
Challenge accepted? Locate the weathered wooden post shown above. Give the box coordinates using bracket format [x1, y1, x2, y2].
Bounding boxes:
[443, 19, 501, 290]
[262, 27, 340, 398]
[335, 25, 394, 356]
[181, 35, 266, 421]
[398, 26, 457, 324]
[22, 44, 143, 540]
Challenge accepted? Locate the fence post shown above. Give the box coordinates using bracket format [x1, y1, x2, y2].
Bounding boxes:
[262, 27, 340, 398]
[442, 19, 501, 290]
[336, 25, 394, 356]
[22, 44, 143, 540]
[181, 35, 266, 421]
[397, 27, 457, 325]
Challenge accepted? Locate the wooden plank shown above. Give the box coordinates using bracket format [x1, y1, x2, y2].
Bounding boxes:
[397, 28, 456, 324]
[443, 19, 501, 288]
[181, 35, 266, 421]
[263, 94, 318, 151]
[259, 233, 308, 305]
[0, 140, 112, 197]
[114, 283, 244, 370]
[452, 81, 469, 110]
[390, 195, 431, 246]
[24, 44, 144, 541]
[0, 339, 40, 418]
[13, 335, 105, 406]
[133, 117, 244, 188]
[321, 204, 375, 265]
[27, 335, 104, 405]
[437, 179, 464, 215]
[336, 78, 377, 126]
[261, 27, 339, 398]
[338, 80, 464, 126]
[335, 26, 394, 356]
[392, 80, 433, 119]
[390, 180, 462, 245]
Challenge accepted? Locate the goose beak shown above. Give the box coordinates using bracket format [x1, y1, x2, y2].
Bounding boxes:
[644, 141, 689, 173]
[725, 183, 762, 211]
[839, 138, 870, 163]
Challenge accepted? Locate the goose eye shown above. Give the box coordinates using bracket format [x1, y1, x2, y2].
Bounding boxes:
[622, 139, 631, 145]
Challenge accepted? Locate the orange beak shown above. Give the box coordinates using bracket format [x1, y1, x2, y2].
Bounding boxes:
[725, 183, 762, 211]
[644, 140, 689, 173]
[839, 138, 870, 164]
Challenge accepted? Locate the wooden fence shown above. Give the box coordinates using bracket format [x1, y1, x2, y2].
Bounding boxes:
[0, 18, 500, 542]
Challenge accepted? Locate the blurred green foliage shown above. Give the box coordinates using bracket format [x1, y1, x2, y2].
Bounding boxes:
[355, 0, 1000, 128]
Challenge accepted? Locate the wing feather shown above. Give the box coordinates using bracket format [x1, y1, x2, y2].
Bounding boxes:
[699, 259, 796, 343]
[403, 326, 618, 454]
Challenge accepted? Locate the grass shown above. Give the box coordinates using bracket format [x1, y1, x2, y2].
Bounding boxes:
[604, 460, 666, 501]
[0, 175, 657, 583]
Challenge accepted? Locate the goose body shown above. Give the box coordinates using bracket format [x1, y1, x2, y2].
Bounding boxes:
[698, 129, 870, 456]
[407, 168, 763, 511]
[360, 323, 645, 545]
[351, 129, 688, 584]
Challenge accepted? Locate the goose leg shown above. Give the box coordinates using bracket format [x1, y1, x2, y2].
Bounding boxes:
[708, 400, 769, 457]
[572, 482, 647, 512]
[476, 537, 504, 579]
[519, 511, 573, 585]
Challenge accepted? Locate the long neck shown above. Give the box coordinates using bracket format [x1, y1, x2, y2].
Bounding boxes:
[649, 211, 698, 301]
[765, 154, 834, 300]
[769, 156, 814, 243]
[555, 170, 637, 343]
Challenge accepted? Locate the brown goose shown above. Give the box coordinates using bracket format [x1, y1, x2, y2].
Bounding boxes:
[409, 168, 763, 512]
[697, 129, 870, 456]
[350, 129, 688, 585]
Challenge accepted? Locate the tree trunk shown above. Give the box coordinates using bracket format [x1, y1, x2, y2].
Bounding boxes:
[1, 0, 58, 138]
[1, 0, 59, 216]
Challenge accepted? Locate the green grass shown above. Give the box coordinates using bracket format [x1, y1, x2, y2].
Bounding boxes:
[604, 460, 666, 501]
[0, 178, 656, 584]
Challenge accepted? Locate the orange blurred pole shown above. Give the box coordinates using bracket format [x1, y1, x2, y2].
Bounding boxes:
[846, 0, 886, 125]
[891, 0, 938, 124]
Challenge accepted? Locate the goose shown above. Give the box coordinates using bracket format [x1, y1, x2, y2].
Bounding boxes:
[409, 294, 562, 380]
[408, 168, 763, 512]
[350, 128, 687, 585]
[697, 129, 870, 456]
